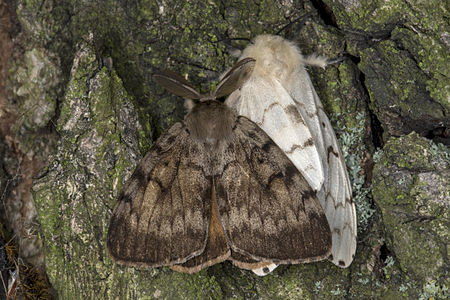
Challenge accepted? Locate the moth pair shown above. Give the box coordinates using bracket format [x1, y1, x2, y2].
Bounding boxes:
[107, 35, 356, 275]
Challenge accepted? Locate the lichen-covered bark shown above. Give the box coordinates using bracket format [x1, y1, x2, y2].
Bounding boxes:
[0, 0, 447, 299]
[373, 133, 449, 291]
[327, 0, 449, 144]
[32, 39, 144, 299]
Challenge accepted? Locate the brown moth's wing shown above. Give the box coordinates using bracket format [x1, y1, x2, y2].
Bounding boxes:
[170, 185, 230, 273]
[107, 122, 211, 267]
[229, 252, 274, 271]
[153, 70, 202, 99]
[215, 58, 256, 99]
[215, 116, 332, 264]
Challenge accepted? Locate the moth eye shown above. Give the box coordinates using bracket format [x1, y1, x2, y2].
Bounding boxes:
[321, 122, 326, 128]
[263, 267, 270, 273]
[338, 260, 345, 266]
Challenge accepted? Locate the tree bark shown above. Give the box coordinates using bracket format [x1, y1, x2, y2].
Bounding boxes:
[0, 0, 448, 298]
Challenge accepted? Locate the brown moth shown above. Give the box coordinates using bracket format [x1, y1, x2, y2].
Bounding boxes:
[107, 58, 331, 274]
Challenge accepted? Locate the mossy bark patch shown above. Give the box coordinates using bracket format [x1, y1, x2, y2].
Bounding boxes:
[33, 40, 144, 298]
[327, 0, 449, 144]
[373, 132, 449, 287]
[359, 40, 446, 139]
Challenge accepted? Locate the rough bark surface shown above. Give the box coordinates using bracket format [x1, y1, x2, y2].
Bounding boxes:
[0, 0, 448, 299]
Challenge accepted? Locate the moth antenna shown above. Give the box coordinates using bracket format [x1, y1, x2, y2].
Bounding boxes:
[275, 12, 312, 36]
[153, 70, 202, 99]
[214, 58, 256, 98]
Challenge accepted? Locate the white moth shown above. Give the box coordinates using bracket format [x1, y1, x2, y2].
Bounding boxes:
[225, 34, 357, 275]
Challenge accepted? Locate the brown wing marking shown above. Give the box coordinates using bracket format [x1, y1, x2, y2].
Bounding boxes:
[107, 123, 211, 267]
[170, 184, 230, 273]
[216, 116, 331, 264]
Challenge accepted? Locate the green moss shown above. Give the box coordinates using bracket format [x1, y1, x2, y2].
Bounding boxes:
[32, 40, 150, 298]
[56, 45, 96, 132]
[347, 218, 422, 298]
[373, 133, 449, 287]
[328, 0, 447, 35]
[359, 39, 445, 138]
[328, 0, 448, 139]
[145, 271, 224, 299]
[377, 132, 440, 170]
[390, 27, 450, 110]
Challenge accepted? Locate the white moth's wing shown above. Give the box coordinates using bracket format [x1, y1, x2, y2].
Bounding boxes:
[285, 68, 356, 267]
[226, 34, 356, 273]
[225, 75, 324, 191]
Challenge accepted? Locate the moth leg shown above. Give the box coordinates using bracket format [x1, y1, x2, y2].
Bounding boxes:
[324, 55, 347, 65]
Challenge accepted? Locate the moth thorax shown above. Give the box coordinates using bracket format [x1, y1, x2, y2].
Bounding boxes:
[241, 34, 302, 82]
[185, 100, 235, 146]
